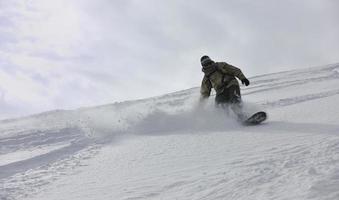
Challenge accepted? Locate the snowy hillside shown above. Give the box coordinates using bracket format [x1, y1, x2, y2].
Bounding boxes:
[1, 63, 339, 200]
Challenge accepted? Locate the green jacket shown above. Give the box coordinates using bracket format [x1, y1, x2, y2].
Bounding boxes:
[200, 62, 246, 98]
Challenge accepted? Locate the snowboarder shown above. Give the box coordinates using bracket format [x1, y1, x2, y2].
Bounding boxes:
[199, 55, 250, 118]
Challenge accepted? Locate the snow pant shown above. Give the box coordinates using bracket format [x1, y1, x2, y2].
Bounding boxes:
[215, 85, 244, 118]
[215, 85, 241, 104]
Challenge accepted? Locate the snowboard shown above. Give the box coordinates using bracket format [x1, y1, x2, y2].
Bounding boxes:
[240, 111, 267, 125]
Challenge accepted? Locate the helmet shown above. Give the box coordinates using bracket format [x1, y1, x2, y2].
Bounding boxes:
[200, 55, 213, 67]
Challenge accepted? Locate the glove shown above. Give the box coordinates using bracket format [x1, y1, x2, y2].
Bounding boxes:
[241, 78, 250, 86]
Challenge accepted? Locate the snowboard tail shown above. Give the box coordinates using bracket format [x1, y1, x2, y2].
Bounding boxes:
[241, 111, 267, 125]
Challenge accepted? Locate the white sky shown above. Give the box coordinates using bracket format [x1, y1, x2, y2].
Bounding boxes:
[0, 0, 338, 119]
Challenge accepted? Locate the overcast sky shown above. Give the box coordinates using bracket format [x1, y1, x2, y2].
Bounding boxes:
[0, 0, 338, 119]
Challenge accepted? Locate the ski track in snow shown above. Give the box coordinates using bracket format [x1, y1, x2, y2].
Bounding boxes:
[1, 63, 339, 200]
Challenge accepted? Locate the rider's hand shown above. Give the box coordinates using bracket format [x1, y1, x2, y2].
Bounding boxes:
[242, 78, 250, 86]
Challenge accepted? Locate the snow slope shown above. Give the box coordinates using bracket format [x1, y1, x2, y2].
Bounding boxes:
[1, 63, 339, 200]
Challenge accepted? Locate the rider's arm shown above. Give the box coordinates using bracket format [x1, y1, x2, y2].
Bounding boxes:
[200, 76, 212, 99]
[218, 62, 247, 81]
